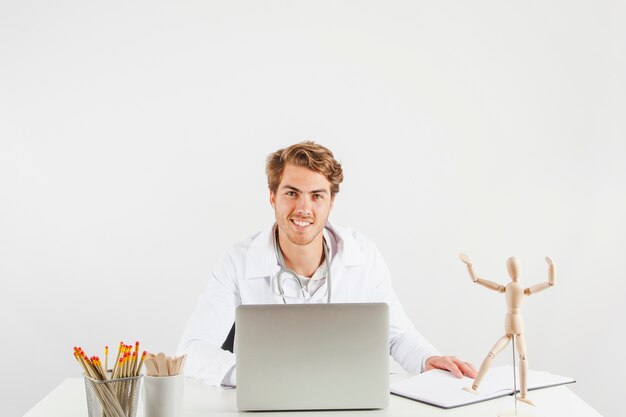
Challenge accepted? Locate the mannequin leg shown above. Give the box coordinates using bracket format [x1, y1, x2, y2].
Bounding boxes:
[515, 334, 534, 406]
[465, 335, 511, 393]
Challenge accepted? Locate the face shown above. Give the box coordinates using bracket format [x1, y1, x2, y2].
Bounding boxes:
[270, 164, 334, 247]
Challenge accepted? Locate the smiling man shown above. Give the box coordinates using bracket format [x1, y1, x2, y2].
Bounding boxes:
[270, 163, 334, 278]
[177, 141, 477, 387]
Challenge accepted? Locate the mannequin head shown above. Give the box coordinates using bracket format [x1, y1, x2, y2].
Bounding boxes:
[507, 257, 520, 281]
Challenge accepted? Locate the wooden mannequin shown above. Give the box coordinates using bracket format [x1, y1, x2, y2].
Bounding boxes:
[459, 254, 556, 406]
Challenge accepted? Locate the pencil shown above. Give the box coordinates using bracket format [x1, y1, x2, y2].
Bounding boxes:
[74, 348, 91, 377]
[131, 352, 136, 376]
[111, 342, 123, 378]
[135, 351, 147, 376]
[92, 356, 106, 380]
[112, 357, 123, 379]
[104, 345, 109, 374]
[73, 344, 142, 417]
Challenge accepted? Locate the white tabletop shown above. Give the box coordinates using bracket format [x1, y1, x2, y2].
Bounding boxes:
[24, 374, 602, 417]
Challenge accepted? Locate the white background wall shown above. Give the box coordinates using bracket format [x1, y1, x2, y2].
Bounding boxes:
[1, 1, 624, 416]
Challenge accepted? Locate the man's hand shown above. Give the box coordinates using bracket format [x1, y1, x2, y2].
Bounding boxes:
[424, 355, 477, 379]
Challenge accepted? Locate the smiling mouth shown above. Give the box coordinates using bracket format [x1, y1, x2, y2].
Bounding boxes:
[291, 219, 312, 228]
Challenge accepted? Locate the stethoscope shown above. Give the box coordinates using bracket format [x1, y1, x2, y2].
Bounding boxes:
[273, 226, 332, 304]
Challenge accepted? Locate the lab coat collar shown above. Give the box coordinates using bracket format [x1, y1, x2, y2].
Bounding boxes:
[244, 222, 362, 279]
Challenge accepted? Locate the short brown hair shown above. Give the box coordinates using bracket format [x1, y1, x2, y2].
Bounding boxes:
[266, 141, 344, 196]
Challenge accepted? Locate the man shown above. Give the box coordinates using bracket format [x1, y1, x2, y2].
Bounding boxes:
[177, 141, 477, 387]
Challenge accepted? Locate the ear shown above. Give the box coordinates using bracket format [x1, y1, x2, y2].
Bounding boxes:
[269, 191, 276, 208]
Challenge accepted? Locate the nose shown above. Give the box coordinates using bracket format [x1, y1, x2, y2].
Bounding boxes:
[295, 196, 312, 217]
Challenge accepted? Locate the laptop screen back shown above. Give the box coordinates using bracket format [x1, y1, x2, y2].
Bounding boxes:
[235, 303, 389, 411]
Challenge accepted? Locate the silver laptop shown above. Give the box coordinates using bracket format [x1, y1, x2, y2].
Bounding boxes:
[235, 303, 389, 411]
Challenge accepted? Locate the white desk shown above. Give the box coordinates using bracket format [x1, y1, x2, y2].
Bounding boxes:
[24, 374, 602, 417]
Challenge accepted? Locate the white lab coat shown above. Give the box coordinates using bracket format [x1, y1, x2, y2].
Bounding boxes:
[176, 223, 439, 387]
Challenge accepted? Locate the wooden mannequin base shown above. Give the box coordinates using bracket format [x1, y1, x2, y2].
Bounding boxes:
[463, 386, 478, 394]
[498, 411, 534, 417]
[516, 395, 535, 406]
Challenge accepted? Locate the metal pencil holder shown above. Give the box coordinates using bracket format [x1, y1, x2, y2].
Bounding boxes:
[84, 374, 143, 417]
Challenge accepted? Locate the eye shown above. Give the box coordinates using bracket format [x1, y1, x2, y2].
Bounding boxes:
[313, 193, 323, 200]
[286, 191, 297, 197]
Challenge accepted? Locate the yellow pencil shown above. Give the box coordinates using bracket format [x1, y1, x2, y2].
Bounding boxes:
[73, 348, 90, 377]
[130, 352, 136, 376]
[123, 352, 130, 377]
[111, 341, 123, 378]
[135, 351, 147, 376]
[104, 345, 109, 375]
[91, 356, 106, 380]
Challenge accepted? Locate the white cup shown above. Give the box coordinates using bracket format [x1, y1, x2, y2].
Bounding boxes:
[143, 374, 184, 417]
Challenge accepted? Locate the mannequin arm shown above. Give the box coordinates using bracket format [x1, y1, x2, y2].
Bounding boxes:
[524, 256, 556, 295]
[475, 277, 506, 293]
[459, 253, 505, 293]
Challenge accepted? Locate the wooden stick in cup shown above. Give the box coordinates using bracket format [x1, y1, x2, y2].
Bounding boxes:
[135, 351, 147, 376]
[104, 346, 109, 374]
[110, 342, 124, 378]
[144, 356, 158, 376]
[155, 352, 168, 376]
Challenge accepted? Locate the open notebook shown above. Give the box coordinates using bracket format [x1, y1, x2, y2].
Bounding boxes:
[391, 365, 575, 409]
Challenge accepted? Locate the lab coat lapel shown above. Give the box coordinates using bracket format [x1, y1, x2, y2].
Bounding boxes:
[325, 223, 362, 267]
[244, 225, 279, 280]
[243, 223, 364, 283]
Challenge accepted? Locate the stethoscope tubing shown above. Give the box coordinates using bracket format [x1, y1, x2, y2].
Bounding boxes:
[273, 227, 332, 304]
